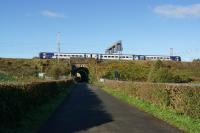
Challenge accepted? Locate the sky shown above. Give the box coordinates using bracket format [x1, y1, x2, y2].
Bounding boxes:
[0, 0, 200, 61]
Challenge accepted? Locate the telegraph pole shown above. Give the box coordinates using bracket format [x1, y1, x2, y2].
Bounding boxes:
[57, 32, 61, 63]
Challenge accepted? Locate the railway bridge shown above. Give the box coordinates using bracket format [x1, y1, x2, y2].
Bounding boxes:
[70, 59, 95, 82]
[71, 63, 89, 82]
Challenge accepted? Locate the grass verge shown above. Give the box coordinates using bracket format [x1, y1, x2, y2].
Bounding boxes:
[2, 84, 74, 133]
[95, 82, 200, 133]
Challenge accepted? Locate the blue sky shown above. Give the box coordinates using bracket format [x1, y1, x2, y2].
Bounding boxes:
[0, 0, 200, 61]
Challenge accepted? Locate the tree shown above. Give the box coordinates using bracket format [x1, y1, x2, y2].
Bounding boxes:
[193, 59, 200, 62]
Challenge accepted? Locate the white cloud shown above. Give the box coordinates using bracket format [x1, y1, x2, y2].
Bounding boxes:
[41, 10, 66, 18]
[154, 4, 200, 18]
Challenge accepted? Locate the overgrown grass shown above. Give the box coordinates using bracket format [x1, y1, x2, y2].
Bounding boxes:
[0, 84, 74, 133]
[96, 82, 200, 133]
[0, 71, 15, 82]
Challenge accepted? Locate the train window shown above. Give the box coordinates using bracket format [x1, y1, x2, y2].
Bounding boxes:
[112, 56, 114, 58]
[126, 56, 128, 58]
[115, 56, 118, 58]
[104, 56, 107, 58]
[108, 56, 111, 58]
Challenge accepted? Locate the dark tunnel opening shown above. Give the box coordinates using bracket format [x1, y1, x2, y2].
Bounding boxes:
[72, 67, 89, 82]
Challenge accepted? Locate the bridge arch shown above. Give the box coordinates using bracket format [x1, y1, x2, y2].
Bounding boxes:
[71, 65, 89, 82]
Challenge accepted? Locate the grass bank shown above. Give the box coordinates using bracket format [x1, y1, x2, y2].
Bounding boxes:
[95, 82, 200, 133]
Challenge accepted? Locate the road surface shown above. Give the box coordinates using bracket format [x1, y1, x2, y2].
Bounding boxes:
[38, 83, 182, 133]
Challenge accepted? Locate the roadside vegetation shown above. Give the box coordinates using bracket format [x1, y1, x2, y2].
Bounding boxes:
[1, 58, 200, 132]
[89, 60, 200, 132]
[96, 81, 200, 133]
[0, 80, 74, 133]
[0, 80, 73, 133]
[0, 58, 73, 132]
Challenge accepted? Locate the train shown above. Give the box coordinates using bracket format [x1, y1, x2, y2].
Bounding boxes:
[39, 52, 181, 61]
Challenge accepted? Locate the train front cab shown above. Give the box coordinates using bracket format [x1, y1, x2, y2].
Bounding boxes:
[170, 56, 181, 61]
[39, 52, 54, 59]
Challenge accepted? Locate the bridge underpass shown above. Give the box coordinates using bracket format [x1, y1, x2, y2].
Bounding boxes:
[71, 64, 89, 82]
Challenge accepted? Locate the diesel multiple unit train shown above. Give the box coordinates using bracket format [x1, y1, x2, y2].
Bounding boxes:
[39, 52, 181, 61]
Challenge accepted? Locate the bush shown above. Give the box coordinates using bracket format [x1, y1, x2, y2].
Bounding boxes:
[46, 63, 70, 79]
[102, 61, 149, 81]
[148, 60, 191, 83]
[104, 80, 200, 119]
[0, 80, 73, 128]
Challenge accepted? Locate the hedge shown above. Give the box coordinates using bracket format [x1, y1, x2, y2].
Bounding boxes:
[0, 80, 73, 128]
[104, 80, 200, 119]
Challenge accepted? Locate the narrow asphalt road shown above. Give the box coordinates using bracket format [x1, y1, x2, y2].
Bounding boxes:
[38, 83, 182, 133]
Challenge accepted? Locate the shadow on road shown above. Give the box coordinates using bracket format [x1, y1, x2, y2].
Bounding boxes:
[38, 83, 113, 133]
